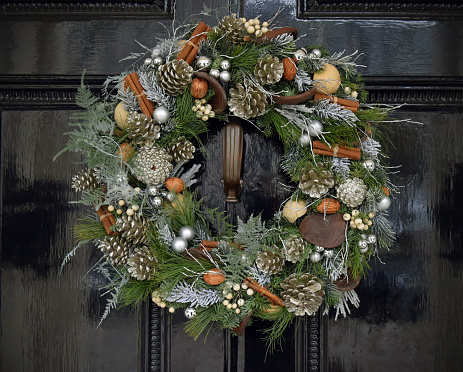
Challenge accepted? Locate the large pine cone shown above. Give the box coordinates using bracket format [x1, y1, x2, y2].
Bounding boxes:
[228, 83, 267, 119]
[254, 55, 284, 85]
[127, 246, 156, 280]
[256, 249, 285, 275]
[299, 164, 334, 198]
[157, 60, 193, 96]
[216, 14, 244, 44]
[126, 111, 161, 146]
[98, 236, 132, 266]
[72, 168, 101, 192]
[116, 213, 147, 245]
[168, 136, 195, 162]
[132, 146, 173, 185]
[335, 177, 368, 207]
[280, 273, 324, 316]
[282, 235, 307, 263]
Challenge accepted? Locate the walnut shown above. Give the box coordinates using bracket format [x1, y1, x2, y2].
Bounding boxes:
[283, 57, 297, 81]
[191, 77, 209, 99]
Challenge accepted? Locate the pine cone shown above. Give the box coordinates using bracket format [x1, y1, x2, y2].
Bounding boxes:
[282, 235, 307, 263]
[168, 136, 195, 162]
[299, 164, 334, 198]
[98, 236, 132, 265]
[116, 213, 147, 245]
[216, 14, 244, 44]
[280, 273, 324, 316]
[132, 146, 173, 185]
[127, 246, 156, 280]
[335, 177, 368, 207]
[157, 60, 193, 96]
[71, 168, 101, 192]
[256, 249, 285, 275]
[126, 111, 161, 146]
[254, 55, 284, 85]
[228, 83, 267, 119]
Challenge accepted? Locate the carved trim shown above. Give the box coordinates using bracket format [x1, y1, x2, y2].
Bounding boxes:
[0, 0, 172, 19]
[148, 301, 163, 372]
[1, 75, 462, 110]
[299, 0, 463, 20]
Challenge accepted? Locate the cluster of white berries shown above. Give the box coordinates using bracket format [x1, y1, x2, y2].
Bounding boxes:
[344, 86, 359, 99]
[152, 291, 176, 313]
[240, 17, 269, 37]
[107, 199, 140, 216]
[222, 281, 254, 314]
[343, 210, 374, 231]
[192, 99, 216, 121]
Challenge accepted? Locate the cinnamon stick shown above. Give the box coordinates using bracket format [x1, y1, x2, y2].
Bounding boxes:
[123, 72, 155, 117]
[314, 93, 359, 113]
[312, 140, 361, 160]
[185, 27, 212, 65]
[177, 22, 210, 64]
[96, 205, 118, 236]
[199, 240, 243, 252]
[244, 278, 284, 307]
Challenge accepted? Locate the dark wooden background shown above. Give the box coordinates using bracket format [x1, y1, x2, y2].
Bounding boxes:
[1, 0, 463, 371]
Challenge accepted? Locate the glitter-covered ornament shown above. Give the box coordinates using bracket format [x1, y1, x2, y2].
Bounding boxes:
[116, 213, 147, 245]
[185, 307, 197, 319]
[254, 55, 284, 85]
[282, 235, 307, 263]
[256, 249, 285, 275]
[336, 177, 368, 208]
[132, 146, 173, 185]
[98, 236, 132, 266]
[280, 273, 324, 316]
[228, 83, 267, 119]
[168, 136, 195, 162]
[126, 111, 161, 146]
[127, 246, 156, 280]
[299, 164, 335, 198]
[157, 59, 193, 96]
[71, 168, 101, 192]
[216, 14, 244, 44]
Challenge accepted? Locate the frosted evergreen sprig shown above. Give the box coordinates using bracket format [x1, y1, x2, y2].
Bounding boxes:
[372, 212, 396, 250]
[138, 70, 177, 115]
[293, 68, 312, 92]
[361, 137, 382, 160]
[165, 281, 221, 307]
[333, 289, 360, 320]
[331, 157, 351, 180]
[246, 266, 271, 286]
[274, 105, 316, 133]
[313, 99, 359, 127]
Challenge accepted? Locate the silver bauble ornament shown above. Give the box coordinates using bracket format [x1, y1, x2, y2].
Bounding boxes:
[362, 159, 375, 172]
[171, 237, 188, 253]
[219, 70, 231, 83]
[367, 235, 377, 244]
[294, 48, 307, 62]
[220, 59, 231, 70]
[184, 307, 197, 319]
[324, 250, 334, 258]
[209, 68, 220, 79]
[179, 226, 195, 241]
[153, 106, 170, 124]
[196, 56, 212, 70]
[148, 186, 159, 196]
[309, 252, 322, 263]
[153, 56, 163, 66]
[164, 192, 176, 203]
[359, 246, 369, 254]
[144, 58, 153, 66]
[377, 196, 391, 211]
[311, 48, 322, 58]
[152, 196, 163, 207]
[315, 245, 325, 253]
[358, 239, 368, 249]
[299, 133, 312, 147]
[307, 120, 323, 137]
[151, 47, 161, 57]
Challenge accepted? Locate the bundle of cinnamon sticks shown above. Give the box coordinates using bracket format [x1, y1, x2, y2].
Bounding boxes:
[314, 92, 359, 113]
[177, 21, 212, 65]
[123, 72, 155, 117]
[312, 140, 361, 160]
[97, 205, 117, 236]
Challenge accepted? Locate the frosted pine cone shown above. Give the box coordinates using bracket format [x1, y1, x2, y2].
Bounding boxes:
[299, 164, 335, 198]
[216, 14, 244, 44]
[72, 168, 101, 192]
[98, 236, 132, 266]
[228, 83, 267, 119]
[280, 273, 324, 316]
[132, 146, 173, 185]
[168, 136, 195, 162]
[127, 246, 156, 280]
[254, 55, 284, 85]
[116, 213, 147, 245]
[336, 177, 367, 207]
[256, 249, 285, 275]
[157, 60, 193, 96]
[126, 111, 161, 146]
[282, 235, 307, 263]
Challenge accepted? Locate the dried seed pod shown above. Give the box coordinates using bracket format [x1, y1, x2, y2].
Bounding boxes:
[165, 177, 185, 193]
[282, 57, 297, 81]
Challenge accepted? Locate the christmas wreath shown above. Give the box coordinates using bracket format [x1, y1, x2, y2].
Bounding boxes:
[58, 13, 401, 350]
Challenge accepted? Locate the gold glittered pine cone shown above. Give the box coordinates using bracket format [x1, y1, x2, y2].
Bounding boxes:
[282, 235, 307, 263]
[299, 164, 335, 198]
[98, 236, 132, 266]
[254, 55, 284, 85]
[116, 212, 147, 245]
[72, 168, 101, 192]
[280, 273, 324, 316]
[157, 60, 193, 96]
[335, 177, 368, 208]
[228, 83, 267, 119]
[127, 246, 156, 281]
[126, 111, 161, 147]
[256, 249, 285, 275]
[168, 136, 195, 162]
[132, 146, 173, 186]
[216, 14, 245, 44]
